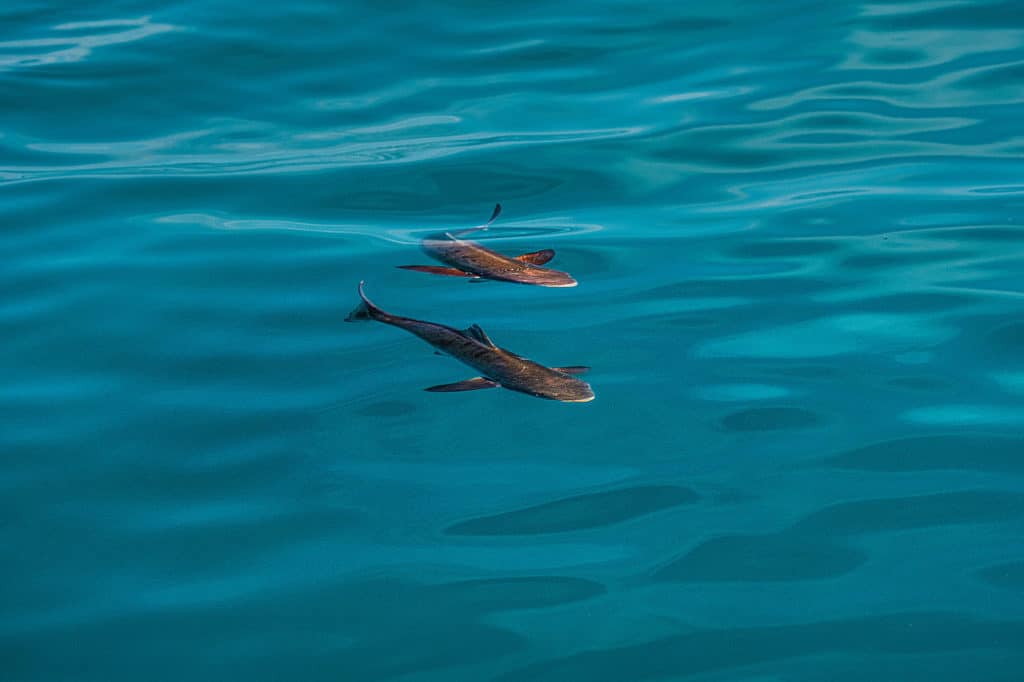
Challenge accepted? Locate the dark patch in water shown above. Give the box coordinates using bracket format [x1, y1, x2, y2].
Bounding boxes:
[720, 407, 821, 431]
[865, 0, 1023, 30]
[863, 47, 924, 66]
[886, 376, 949, 391]
[824, 435, 1024, 472]
[940, 226, 1024, 242]
[987, 321, 1024, 355]
[356, 400, 416, 417]
[436, 576, 606, 610]
[338, 575, 606, 626]
[760, 364, 839, 379]
[959, 61, 1024, 89]
[557, 246, 615, 276]
[709, 487, 758, 504]
[346, 623, 526, 682]
[496, 612, 1024, 682]
[839, 251, 954, 270]
[730, 240, 836, 258]
[803, 112, 876, 130]
[663, 314, 720, 328]
[446, 485, 699, 535]
[791, 490, 1024, 535]
[591, 16, 733, 36]
[656, 533, 865, 582]
[976, 562, 1024, 590]
[849, 292, 975, 313]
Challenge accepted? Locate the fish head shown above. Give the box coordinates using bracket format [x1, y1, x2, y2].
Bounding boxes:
[532, 372, 595, 402]
[515, 266, 578, 288]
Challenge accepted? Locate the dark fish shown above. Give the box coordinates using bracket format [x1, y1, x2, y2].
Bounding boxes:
[398, 204, 578, 287]
[345, 282, 595, 402]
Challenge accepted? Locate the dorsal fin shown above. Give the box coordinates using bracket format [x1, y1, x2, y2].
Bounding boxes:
[463, 323, 496, 347]
[515, 249, 555, 266]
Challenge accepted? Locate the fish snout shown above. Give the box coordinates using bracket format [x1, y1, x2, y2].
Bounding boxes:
[533, 271, 578, 288]
[557, 379, 595, 403]
[563, 387, 595, 402]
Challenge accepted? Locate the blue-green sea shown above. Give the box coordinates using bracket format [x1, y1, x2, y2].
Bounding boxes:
[4, 1, 1024, 679]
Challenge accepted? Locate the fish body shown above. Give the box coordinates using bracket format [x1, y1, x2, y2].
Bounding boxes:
[346, 282, 594, 402]
[398, 204, 578, 287]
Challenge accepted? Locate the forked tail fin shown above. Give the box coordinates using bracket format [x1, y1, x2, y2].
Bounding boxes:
[345, 281, 383, 322]
[450, 203, 502, 238]
[485, 203, 502, 225]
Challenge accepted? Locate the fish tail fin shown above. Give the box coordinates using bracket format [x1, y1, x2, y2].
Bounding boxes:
[345, 281, 383, 322]
[450, 203, 502, 238]
[485, 203, 502, 226]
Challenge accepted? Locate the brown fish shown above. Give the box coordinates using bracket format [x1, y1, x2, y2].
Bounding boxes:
[398, 204, 578, 287]
[345, 282, 594, 402]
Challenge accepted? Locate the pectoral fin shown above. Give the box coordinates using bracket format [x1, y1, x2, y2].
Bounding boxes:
[397, 265, 475, 277]
[515, 249, 555, 266]
[425, 377, 499, 392]
[553, 365, 590, 375]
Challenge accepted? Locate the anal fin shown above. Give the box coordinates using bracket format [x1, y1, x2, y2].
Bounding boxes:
[425, 377, 499, 392]
[515, 249, 555, 266]
[397, 265, 475, 277]
[553, 365, 590, 375]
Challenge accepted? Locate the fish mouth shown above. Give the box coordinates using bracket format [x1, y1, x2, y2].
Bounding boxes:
[560, 385, 595, 402]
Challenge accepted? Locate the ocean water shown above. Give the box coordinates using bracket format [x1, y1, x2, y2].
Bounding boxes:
[3, 0, 1024, 679]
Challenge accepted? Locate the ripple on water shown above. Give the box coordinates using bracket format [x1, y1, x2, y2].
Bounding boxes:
[905, 404, 1024, 427]
[0, 17, 178, 70]
[648, 110, 997, 173]
[699, 314, 955, 359]
[6, 0, 1024, 679]
[696, 384, 791, 401]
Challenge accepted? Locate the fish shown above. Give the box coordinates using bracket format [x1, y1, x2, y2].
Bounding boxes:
[397, 204, 578, 287]
[345, 282, 595, 402]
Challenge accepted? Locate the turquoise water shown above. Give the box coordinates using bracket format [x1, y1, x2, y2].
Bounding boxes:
[4, 0, 1024, 679]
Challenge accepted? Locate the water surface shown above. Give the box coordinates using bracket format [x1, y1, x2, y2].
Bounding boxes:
[4, 0, 1024, 679]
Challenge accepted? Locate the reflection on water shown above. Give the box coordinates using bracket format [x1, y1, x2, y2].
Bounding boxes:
[0, 17, 177, 69]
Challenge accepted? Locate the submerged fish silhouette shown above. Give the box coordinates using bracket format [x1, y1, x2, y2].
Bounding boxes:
[397, 204, 578, 287]
[345, 282, 594, 402]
